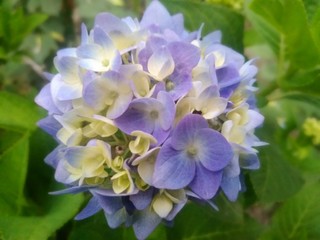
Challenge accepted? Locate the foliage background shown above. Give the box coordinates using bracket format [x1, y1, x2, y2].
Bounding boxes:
[1, 0, 320, 239]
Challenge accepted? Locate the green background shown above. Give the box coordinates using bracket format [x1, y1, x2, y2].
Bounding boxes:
[1, 0, 320, 239]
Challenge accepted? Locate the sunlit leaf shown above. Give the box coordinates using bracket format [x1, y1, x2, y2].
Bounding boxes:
[0, 130, 29, 215]
[0, 192, 83, 240]
[249, 0, 320, 69]
[0, 91, 43, 131]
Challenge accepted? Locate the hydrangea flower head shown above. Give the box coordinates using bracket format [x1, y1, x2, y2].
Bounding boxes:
[36, 1, 265, 239]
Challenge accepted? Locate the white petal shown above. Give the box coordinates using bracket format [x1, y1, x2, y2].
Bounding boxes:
[147, 47, 174, 81]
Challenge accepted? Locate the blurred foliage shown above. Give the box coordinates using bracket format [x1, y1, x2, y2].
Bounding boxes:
[0, 0, 320, 239]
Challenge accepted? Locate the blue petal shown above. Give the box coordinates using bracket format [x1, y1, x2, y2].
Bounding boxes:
[44, 145, 64, 168]
[133, 207, 162, 240]
[49, 186, 91, 195]
[105, 207, 129, 229]
[220, 175, 241, 202]
[168, 41, 200, 74]
[140, 0, 171, 29]
[93, 27, 114, 52]
[153, 140, 195, 189]
[240, 153, 260, 170]
[188, 163, 222, 200]
[35, 84, 60, 114]
[129, 188, 154, 210]
[170, 114, 208, 150]
[92, 193, 123, 215]
[165, 199, 187, 221]
[75, 197, 101, 220]
[114, 100, 154, 134]
[94, 13, 131, 36]
[38, 116, 61, 137]
[196, 128, 233, 171]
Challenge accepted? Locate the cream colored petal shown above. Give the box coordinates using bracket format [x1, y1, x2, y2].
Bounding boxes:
[147, 47, 174, 81]
[152, 194, 173, 218]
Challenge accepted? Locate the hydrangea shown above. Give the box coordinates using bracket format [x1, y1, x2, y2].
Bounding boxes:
[35, 1, 265, 239]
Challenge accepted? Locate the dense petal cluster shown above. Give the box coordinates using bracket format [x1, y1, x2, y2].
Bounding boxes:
[36, 1, 265, 239]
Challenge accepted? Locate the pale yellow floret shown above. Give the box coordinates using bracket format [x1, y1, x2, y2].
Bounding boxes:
[132, 71, 154, 98]
[132, 148, 160, 185]
[65, 149, 109, 186]
[152, 189, 186, 218]
[221, 120, 246, 144]
[82, 117, 118, 138]
[57, 128, 83, 146]
[111, 169, 134, 194]
[135, 175, 149, 191]
[152, 192, 173, 218]
[212, 51, 225, 68]
[303, 117, 320, 145]
[227, 104, 249, 126]
[230, 88, 246, 107]
[129, 131, 157, 155]
[111, 156, 124, 172]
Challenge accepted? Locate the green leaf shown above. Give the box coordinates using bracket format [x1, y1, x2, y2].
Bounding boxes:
[162, 0, 244, 52]
[68, 212, 133, 240]
[166, 200, 261, 240]
[310, 5, 320, 50]
[27, 0, 62, 16]
[0, 130, 29, 215]
[0, 192, 84, 240]
[0, 91, 43, 131]
[271, 91, 320, 108]
[250, 145, 304, 203]
[249, 0, 320, 69]
[10, 11, 47, 50]
[260, 182, 320, 239]
[250, 104, 304, 203]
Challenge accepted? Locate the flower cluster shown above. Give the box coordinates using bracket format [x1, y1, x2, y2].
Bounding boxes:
[35, 1, 264, 239]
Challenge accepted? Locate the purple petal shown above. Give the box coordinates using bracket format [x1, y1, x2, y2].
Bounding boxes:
[165, 198, 187, 221]
[35, 84, 60, 114]
[196, 128, 233, 171]
[168, 41, 200, 74]
[156, 91, 175, 131]
[167, 73, 192, 100]
[223, 154, 240, 178]
[217, 64, 240, 89]
[94, 13, 131, 36]
[49, 186, 91, 195]
[92, 193, 123, 215]
[188, 164, 223, 200]
[170, 114, 208, 150]
[133, 207, 162, 240]
[239, 153, 260, 170]
[129, 188, 154, 210]
[77, 44, 103, 60]
[105, 208, 128, 228]
[140, 0, 171, 29]
[220, 175, 240, 202]
[93, 27, 114, 52]
[37, 115, 61, 137]
[153, 141, 195, 189]
[54, 56, 77, 77]
[114, 100, 154, 134]
[44, 145, 64, 168]
[92, 188, 139, 197]
[75, 197, 101, 220]
[152, 125, 171, 146]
